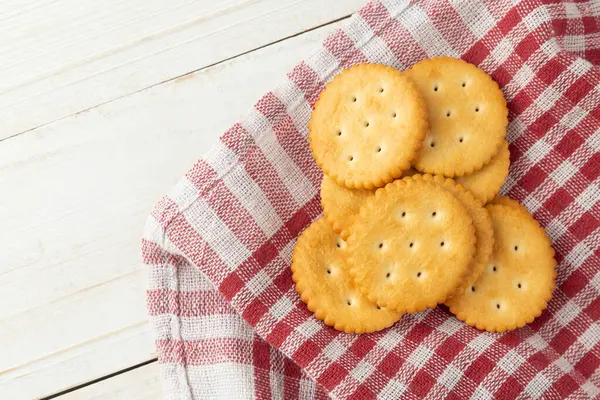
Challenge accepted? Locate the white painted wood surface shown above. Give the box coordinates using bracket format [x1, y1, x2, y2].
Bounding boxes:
[58, 364, 163, 400]
[1, 0, 358, 140]
[0, 0, 362, 398]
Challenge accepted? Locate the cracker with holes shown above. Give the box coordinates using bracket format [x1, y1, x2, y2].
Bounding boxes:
[420, 174, 494, 300]
[407, 57, 508, 177]
[446, 204, 557, 332]
[346, 175, 476, 313]
[292, 217, 402, 333]
[320, 170, 417, 238]
[455, 140, 510, 203]
[321, 174, 377, 237]
[309, 63, 428, 189]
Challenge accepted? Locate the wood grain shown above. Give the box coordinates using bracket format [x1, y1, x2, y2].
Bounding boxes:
[56, 363, 163, 400]
[0, 14, 347, 399]
[0, 0, 361, 140]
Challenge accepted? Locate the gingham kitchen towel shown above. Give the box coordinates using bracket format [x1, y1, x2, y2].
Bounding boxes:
[143, 0, 600, 398]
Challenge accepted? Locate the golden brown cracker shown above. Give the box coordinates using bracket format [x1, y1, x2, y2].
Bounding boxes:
[490, 195, 529, 214]
[309, 63, 428, 189]
[346, 175, 476, 313]
[407, 57, 508, 177]
[446, 204, 557, 332]
[291, 217, 402, 333]
[420, 175, 494, 299]
[321, 169, 417, 238]
[455, 140, 510, 203]
[321, 174, 376, 237]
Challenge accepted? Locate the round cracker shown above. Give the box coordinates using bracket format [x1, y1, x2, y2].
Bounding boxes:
[309, 63, 428, 189]
[407, 57, 508, 177]
[321, 174, 377, 237]
[346, 175, 476, 313]
[490, 195, 529, 214]
[321, 170, 417, 238]
[446, 204, 557, 332]
[420, 175, 494, 300]
[455, 140, 510, 203]
[291, 217, 402, 333]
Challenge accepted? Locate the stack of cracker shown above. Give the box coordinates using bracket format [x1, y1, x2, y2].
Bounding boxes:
[292, 58, 557, 334]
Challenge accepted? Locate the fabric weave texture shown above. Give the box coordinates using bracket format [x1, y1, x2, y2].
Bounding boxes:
[143, 0, 600, 398]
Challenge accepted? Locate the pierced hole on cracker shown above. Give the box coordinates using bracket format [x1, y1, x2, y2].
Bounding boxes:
[327, 268, 332, 274]
[337, 130, 342, 136]
[378, 242, 384, 249]
[416, 271, 422, 278]
[430, 141, 435, 148]
[462, 82, 466, 87]
[409, 242, 414, 248]
[514, 245, 519, 251]
[376, 305, 381, 310]
[348, 155, 354, 162]
[385, 272, 391, 279]
[392, 112, 397, 118]
[496, 303, 501, 310]
[475, 106, 480, 112]
[446, 111, 451, 117]
[364, 121, 370, 127]
[471, 286, 476, 293]
[352, 96, 357, 102]
[459, 137, 464, 143]
[517, 283, 522, 289]
[432, 211, 437, 217]
[376, 146, 382, 153]
[347, 299, 352, 306]
[379, 87, 384, 93]
[433, 85, 438, 92]
[401, 211, 406, 217]
[492, 265, 497, 272]
[440, 241, 445, 247]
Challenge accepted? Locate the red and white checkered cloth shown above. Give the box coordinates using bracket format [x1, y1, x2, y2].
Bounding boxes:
[143, 0, 600, 398]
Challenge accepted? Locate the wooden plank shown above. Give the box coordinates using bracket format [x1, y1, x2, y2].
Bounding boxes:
[0, 0, 362, 140]
[1, 274, 155, 399]
[55, 363, 163, 400]
[0, 19, 344, 400]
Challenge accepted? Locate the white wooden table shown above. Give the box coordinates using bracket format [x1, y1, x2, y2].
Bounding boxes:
[0, 1, 364, 398]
